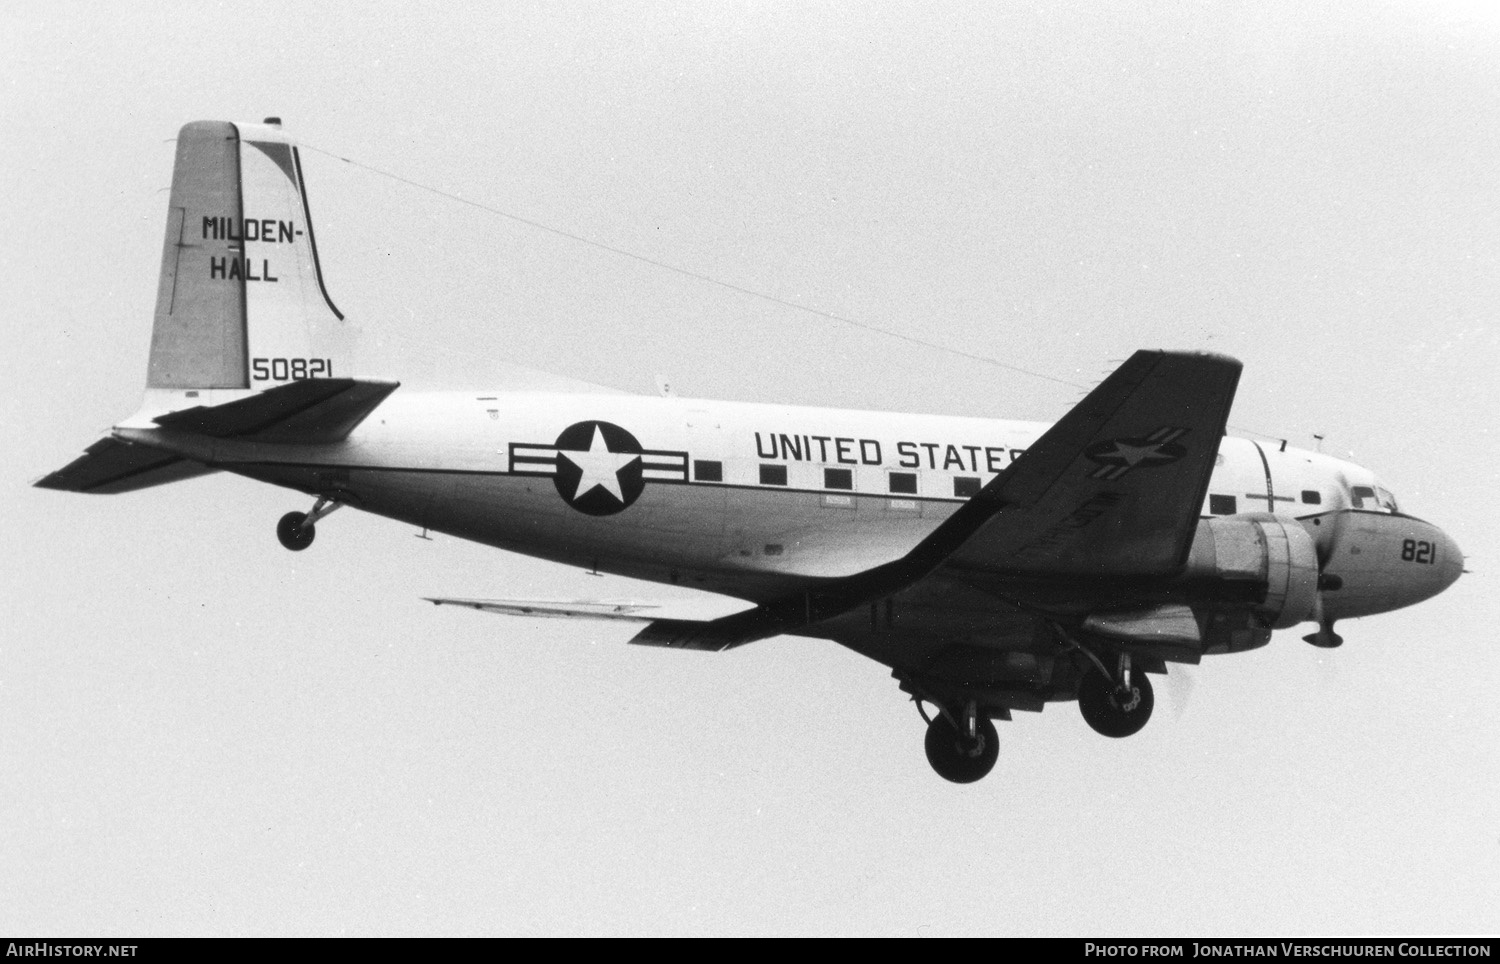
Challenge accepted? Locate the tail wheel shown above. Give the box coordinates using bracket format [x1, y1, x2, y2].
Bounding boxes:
[923, 714, 999, 784]
[276, 511, 315, 551]
[1078, 666, 1154, 738]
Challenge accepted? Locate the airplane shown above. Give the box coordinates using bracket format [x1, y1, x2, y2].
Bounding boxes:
[36, 118, 1465, 783]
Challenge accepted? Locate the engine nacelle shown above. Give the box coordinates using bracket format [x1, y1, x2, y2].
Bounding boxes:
[1181, 516, 1320, 630]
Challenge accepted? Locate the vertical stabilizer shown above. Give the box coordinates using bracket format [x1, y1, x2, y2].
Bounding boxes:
[147, 119, 353, 391]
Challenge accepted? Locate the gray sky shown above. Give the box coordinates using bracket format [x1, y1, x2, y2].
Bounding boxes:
[3, 0, 1497, 936]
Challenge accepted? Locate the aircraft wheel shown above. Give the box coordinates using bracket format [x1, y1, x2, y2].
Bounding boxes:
[1078, 666, 1154, 738]
[276, 511, 315, 551]
[923, 714, 999, 784]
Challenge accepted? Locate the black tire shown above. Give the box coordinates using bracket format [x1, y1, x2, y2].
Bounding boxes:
[277, 511, 315, 551]
[1078, 666, 1154, 738]
[923, 714, 999, 784]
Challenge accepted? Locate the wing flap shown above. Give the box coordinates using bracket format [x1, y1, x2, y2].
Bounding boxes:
[627, 611, 783, 651]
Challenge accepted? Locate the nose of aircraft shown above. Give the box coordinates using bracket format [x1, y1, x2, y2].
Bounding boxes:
[1317, 513, 1464, 621]
[1436, 526, 1465, 594]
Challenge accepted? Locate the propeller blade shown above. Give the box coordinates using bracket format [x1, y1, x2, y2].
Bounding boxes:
[1301, 514, 1346, 647]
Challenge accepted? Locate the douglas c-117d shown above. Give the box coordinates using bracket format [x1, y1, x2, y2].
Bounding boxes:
[37, 119, 1464, 782]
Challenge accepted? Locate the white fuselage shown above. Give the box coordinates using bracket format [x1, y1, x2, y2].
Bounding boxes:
[169, 387, 1420, 610]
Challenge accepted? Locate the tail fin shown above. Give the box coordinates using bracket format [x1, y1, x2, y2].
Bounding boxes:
[148, 119, 353, 390]
[36, 119, 364, 494]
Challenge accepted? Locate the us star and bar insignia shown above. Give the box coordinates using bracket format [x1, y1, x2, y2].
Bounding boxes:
[1083, 427, 1189, 481]
[509, 420, 689, 515]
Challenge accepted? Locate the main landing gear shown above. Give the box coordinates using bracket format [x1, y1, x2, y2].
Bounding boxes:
[918, 700, 999, 784]
[276, 496, 342, 551]
[1076, 652, 1155, 738]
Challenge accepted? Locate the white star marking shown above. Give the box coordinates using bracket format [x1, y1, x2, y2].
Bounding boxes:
[559, 426, 640, 503]
[1097, 440, 1175, 467]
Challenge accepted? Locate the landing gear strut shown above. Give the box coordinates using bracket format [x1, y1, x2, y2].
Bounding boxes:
[919, 700, 999, 784]
[276, 497, 342, 551]
[1077, 652, 1154, 738]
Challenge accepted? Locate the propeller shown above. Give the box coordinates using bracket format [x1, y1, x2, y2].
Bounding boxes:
[1302, 511, 1347, 648]
[1167, 664, 1196, 720]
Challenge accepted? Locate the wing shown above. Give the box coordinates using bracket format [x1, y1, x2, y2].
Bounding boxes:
[942, 349, 1240, 577]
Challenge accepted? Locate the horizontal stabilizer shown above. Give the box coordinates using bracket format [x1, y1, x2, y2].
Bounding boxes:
[629, 606, 794, 651]
[153, 377, 399, 443]
[426, 598, 659, 620]
[628, 619, 749, 651]
[426, 596, 781, 652]
[34, 436, 216, 494]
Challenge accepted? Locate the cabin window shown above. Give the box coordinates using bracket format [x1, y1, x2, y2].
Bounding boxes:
[1301, 489, 1321, 505]
[823, 467, 853, 490]
[1351, 485, 1375, 509]
[888, 472, 917, 495]
[759, 464, 787, 486]
[694, 460, 723, 482]
[1209, 494, 1237, 515]
[953, 477, 980, 498]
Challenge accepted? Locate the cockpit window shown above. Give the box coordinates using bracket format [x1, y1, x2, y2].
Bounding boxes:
[1351, 485, 1399, 513]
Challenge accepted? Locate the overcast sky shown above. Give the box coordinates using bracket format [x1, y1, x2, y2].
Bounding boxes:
[3, 0, 1497, 936]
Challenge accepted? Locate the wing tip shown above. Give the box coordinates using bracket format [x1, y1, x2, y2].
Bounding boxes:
[1155, 348, 1243, 371]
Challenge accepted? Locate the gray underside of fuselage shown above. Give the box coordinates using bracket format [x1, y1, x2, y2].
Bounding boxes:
[224, 460, 892, 601]
[221, 459, 1152, 707]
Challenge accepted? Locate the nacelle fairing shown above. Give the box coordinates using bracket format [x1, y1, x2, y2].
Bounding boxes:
[1176, 504, 1461, 638]
[1180, 516, 1321, 630]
